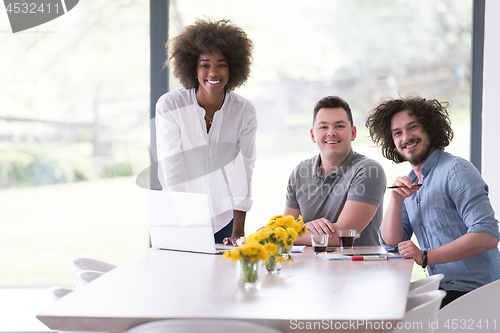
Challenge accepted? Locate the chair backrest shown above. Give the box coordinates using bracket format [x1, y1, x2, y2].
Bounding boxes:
[48, 286, 74, 301]
[70, 257, 116, 288]
[70, 257, 117, 274]
[392, 290, 446, 333]
[75, 270, 105, 288]
[435, 279, 500, 333]
[408, 274, 445, 297]
[125, 319, 283, 333]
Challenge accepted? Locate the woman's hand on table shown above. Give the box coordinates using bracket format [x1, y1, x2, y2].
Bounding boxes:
[223, 236, 240, 246]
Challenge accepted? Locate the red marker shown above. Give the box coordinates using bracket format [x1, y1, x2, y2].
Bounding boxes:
[351, 256, 388, 261]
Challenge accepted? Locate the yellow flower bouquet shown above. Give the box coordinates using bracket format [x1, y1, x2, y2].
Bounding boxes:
[246, 227, 285, 273]
[246, 215, 307, 272]
[224, 215, 307, 286]
[265, 215, 307, 261]
[224, 241, 269, 287]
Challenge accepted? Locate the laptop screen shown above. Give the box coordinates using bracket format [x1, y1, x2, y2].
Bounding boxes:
[144, 190, 222, 254]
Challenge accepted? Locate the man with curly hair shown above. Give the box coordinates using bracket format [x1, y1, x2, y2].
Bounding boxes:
[285, 96, 386, 247]
[366, 96, 500, 307]
[155, 19, 256, 246]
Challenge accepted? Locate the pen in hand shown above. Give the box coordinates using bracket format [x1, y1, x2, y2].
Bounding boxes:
[387, 184, 422, 189]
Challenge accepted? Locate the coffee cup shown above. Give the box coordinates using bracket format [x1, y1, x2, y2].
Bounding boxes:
[311, 234, 329, 254]
[337, 229, 359, 249]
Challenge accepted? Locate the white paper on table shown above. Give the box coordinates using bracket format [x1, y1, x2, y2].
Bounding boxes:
[291, 245, 306, 253]
[318, 253, 351, 261]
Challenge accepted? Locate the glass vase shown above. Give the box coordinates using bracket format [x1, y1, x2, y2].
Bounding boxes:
[265, 254, 282, 273]
[281, 246, 292, 261]
[237, 259, 260, 289]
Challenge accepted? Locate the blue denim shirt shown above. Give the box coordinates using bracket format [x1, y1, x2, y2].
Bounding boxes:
[380, 148, 500, 292]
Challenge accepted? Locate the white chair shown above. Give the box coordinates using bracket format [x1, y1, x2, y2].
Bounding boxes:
[70, 257, 117, 275]
[75, 269, 105, 288]
[392, 290, 446, 333]
[408, 274, 445, 297]
[70, 257, 116, 288]
[435, 279, 500, 333]
[48, 286, 74, 301]
[125, 319, 283, 333]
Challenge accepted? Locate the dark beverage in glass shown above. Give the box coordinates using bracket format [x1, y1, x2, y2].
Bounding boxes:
[338, 229, 358, 249]
[311, 234, 329, 254]
[340, 236, 354, 249]
[314, 246, 327, 253]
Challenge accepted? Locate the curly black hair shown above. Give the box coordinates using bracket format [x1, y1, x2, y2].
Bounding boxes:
[165, 18, 254, 91]
[365, 96, 454, 163]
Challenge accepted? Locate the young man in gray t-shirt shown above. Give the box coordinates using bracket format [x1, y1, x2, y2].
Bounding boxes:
[285, 96, 386, 246]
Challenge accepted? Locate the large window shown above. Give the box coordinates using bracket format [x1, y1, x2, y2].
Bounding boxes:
[167, 0, 473, 231]
[0, 0, 150, 287]
[0, 0, 472, 288]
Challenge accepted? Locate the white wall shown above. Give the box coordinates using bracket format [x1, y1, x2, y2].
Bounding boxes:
[482, 0, 500, 215]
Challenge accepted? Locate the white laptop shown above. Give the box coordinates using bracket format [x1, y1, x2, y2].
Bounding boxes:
[144, 189, 235, 254]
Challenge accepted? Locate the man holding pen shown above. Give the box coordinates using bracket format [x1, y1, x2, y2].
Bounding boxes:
[365, 96, 500, 307]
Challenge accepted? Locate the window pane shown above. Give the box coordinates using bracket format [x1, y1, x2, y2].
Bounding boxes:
[0, 0, 150, 287]
[169, 0, 472, 232]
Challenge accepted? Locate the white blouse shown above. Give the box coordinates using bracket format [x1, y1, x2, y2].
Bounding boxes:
[155, 88, 257, 233]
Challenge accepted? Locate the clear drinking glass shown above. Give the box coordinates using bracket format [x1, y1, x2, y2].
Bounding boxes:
[311, 234, 329, 254]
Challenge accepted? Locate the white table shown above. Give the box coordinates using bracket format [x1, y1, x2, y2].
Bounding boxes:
[37, 246, 413, 332]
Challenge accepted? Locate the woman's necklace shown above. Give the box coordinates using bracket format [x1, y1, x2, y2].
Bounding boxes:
[204, 114, 214, 125]
[204, 95, 225, 125]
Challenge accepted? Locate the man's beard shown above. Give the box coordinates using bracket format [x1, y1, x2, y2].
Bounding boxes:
[397, 140, 433, 166]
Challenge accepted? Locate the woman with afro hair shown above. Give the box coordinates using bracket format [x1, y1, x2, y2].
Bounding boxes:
[155, 19, 256, 246]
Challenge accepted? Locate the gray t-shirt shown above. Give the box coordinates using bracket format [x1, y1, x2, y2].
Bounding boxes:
[286, 150, 386, 246]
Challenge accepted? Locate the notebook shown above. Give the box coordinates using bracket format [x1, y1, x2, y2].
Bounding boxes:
[144, 189, 235, 254]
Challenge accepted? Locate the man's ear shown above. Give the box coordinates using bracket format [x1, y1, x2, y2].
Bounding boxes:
[310, 128, 316, 143]
[351, 125, 357, 141]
